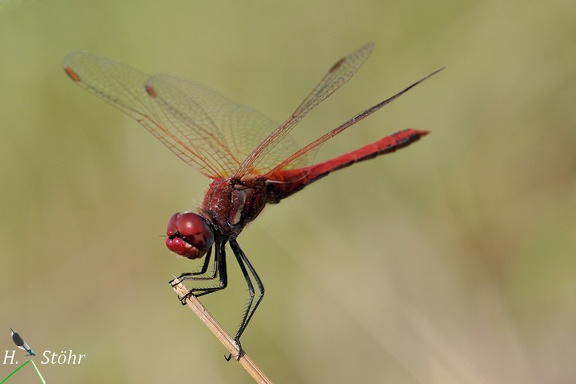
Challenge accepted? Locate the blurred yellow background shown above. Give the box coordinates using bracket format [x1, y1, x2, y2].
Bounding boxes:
[1, 0, 575, 383]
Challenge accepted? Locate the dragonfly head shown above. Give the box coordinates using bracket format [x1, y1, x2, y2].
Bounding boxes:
[166, 212, 214, 259]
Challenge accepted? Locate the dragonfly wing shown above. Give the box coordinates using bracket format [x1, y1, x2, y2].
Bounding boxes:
[151, 75, 302, 176]
[265, 67, 445, 178]
[64, 52, 238, 178]
[234, 43, 375, 178]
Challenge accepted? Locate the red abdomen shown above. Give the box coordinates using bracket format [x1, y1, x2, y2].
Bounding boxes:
[268, 129, 428, 200]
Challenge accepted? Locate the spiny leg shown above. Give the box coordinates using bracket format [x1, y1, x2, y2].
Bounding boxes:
[170, 240, 229, 303]
[170, 247, 214, 286]
[227, 238, 265, 359]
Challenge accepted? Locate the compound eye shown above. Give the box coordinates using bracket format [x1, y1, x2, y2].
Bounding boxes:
[166, 212, 214, 259]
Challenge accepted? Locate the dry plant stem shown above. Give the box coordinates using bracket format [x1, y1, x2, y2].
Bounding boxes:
[171, 279, 273, 384]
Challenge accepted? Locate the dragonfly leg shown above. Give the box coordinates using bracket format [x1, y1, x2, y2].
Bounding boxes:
[170, 240, 229, 304]
[226, 238, 265, 359]
[170, 247, 214, 287]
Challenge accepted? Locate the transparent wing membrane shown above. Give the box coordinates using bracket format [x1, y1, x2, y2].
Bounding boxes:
[64, 44, 377, 179]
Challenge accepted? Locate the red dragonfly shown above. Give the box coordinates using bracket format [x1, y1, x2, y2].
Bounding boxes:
[64, 43, 442, 356]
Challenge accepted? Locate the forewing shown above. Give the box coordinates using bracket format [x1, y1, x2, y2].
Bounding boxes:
[64, 52, 242, 178]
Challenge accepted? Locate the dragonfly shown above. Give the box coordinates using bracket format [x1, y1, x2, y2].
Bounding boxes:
[64, 43, 442, 357]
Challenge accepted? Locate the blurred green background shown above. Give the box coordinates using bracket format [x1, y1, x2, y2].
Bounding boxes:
[1, 0, 575, 383]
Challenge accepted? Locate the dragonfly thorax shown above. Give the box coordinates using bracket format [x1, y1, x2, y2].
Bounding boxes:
[200, 178, 271, 237]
